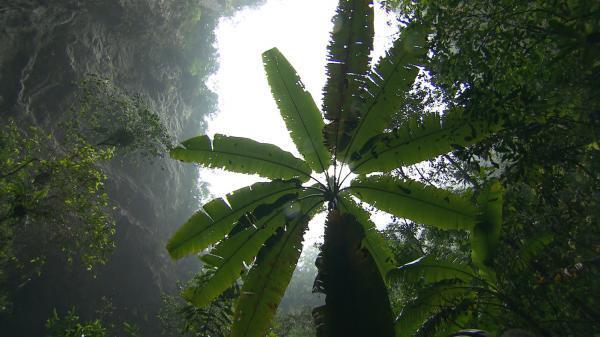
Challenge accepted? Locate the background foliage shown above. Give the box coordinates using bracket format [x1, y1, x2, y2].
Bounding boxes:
[380, 0, 600, 336]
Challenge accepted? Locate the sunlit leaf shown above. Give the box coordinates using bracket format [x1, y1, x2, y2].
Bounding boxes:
[263, 48, 330, 173]
[171, 134, 312, 181]
[322, 0, 374, 153]
[349, 175, 477, 230]
[231, 198, 322, 337]
[166, 180, 301, 259]
[342, 23, 427, 163]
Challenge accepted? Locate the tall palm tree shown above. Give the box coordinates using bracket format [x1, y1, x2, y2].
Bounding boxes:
[166, 1, 502, 336]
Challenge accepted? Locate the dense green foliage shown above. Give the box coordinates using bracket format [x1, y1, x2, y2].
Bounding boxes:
[379, 0, 600, 336]
[45, 309, 107, 337]
[159, 268, 239, 337]
[2, 0, 597, 336]
[0, 120, 115, 312]
[45, 306, 140, 337]
[68, 75, 174, 158]
[0, 1, 266, 335]
[0, 76, 173, 315]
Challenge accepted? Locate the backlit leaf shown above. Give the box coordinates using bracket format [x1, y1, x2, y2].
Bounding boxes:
[166, 180, 301, 259]
[263, 48, 330, 173]
[231, 198, 322, 337]
[349, 175, 477, 230]
[342, 23, 427, 163]
[171, 134, 312, 181]
[348, 111, 500, 174]
[322, 0, 374, 153]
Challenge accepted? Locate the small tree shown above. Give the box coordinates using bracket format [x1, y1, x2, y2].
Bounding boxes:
[166, 1, 502, 336]
[0, 120, 115, 281]
[68, 74, 174, 158]
[0, 75, 174, 311]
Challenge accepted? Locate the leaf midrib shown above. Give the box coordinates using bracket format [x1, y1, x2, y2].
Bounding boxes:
[331, 0, 359, 161]
[273, 56, 328, 173]
[399, 263, 477, 281]
[182, 146, 312, 179]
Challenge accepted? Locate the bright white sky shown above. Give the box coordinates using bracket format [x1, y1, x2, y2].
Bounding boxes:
[201, 0, 399, 242]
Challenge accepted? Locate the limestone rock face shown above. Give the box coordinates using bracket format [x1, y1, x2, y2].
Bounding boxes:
[0, 1, 262, 336]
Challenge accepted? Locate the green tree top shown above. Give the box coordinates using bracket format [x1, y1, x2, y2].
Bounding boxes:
[166, 1, 503, 336]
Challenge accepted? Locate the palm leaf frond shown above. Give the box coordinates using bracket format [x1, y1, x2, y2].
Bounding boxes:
[230, 198, 322, 337]
[348, 110, 500, 174]
[166, 180, 301, 259]
[322, 0, 374, 152]
[414, 299, 473, 337]
[395, 281, 472, 337]
[263, 48, 330, 173]
[349, 175, 477, 230]
[342, 23, 428, 162]
[391, 255, 476, 285]
[171, 134, 312, 181]
[517, 232, 554, 270]
[471, 180, 503, 277]
[184, 198, 320, 308]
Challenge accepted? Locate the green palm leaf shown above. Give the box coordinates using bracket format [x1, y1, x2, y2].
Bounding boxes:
[184, 190, 322, 307]
[166, 180, 301, 259]
[183, 194, 324, 308]
[348, 111, 500, 174]
[391, 255, 476, 285]
[395, 281, 472, 337]
[322, 0, 374, 152]
[230, 198, 321, 337]
[263, 48, 330, 173]
[349, 175, 477, 230]
[183, 204, 290, 307]
[313, 211, 395, 337]
[341, 23, 427, 163]
[170, 134, 312, 182]
[413, 299, 473, 337]
[338, 194, 396, 284]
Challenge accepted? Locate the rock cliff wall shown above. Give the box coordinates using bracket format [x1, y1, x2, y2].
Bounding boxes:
[0, 1, 263, 336]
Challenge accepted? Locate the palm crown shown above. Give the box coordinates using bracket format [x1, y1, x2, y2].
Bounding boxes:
[167, 1, 501, 336]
